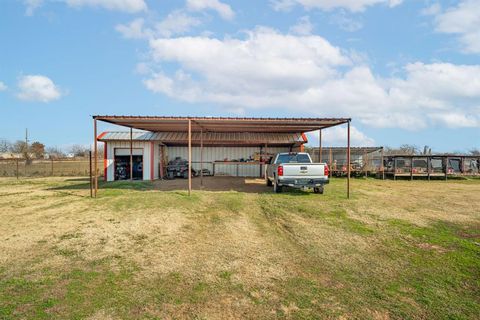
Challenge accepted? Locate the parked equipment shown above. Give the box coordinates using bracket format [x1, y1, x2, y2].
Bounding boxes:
[166, 157, 197, 179]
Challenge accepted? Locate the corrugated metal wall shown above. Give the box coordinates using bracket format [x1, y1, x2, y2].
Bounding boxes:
[105, 143, 291, 179]
[167, 146, 289, 177]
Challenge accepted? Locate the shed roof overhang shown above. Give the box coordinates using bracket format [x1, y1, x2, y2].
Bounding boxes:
[93, 116, 350, 133]
[98, 131, 307, 147]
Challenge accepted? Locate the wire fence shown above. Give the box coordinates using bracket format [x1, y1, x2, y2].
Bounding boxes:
[308, 149, 384, 176]
[0, 158, 103, 178]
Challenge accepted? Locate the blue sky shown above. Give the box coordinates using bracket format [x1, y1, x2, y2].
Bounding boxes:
[0, 0, 479, 152]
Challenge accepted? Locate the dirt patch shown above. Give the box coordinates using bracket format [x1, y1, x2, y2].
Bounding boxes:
[417, 243, 449, 253]
[152, 176, 271, 193]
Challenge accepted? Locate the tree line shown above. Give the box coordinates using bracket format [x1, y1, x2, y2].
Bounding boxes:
[384, 144, 480, 156]
[0, 139, 103, 159]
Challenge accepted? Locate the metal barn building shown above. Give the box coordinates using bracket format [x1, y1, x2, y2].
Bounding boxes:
[91, 116, 353, 198]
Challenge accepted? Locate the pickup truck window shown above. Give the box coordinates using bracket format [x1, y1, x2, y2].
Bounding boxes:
[276, 154, 311, 164]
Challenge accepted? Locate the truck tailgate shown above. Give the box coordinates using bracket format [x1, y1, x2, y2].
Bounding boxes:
[282, 163, 325, 177]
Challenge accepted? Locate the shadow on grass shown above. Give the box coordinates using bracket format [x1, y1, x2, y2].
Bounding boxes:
[48, 180, 155, 192]
[63, 178, 91, 182]
[47, 176, 322, 196]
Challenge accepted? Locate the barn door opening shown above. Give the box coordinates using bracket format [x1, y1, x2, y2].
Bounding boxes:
[114, 148, 144, 180]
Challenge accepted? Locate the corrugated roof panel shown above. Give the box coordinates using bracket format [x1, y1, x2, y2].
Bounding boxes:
[98, 131, 304, 145]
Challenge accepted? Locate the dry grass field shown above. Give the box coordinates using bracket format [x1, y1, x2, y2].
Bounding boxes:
[0, 177, 479, 319]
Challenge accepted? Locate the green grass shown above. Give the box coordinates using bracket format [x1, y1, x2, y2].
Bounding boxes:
[0, 177, 479, 319]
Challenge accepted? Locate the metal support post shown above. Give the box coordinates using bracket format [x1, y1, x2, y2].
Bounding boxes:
[93, 118, 98, 197]
[200, 128, 203, 186]
[89, 151, 93, 198]
[130, 127, 133, 181]
[347, 121, 351, 199]
[318, 130, 322, 163]
[188, 119, 192, 195]
[329, 147, 332, 177]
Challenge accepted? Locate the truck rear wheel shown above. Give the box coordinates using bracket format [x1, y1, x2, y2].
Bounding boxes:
[313, 187, 324, 194]
[266, 178, 273, 186]
[273, 181, 283, 193]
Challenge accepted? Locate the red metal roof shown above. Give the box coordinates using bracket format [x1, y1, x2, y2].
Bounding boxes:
[98, 131, 307, 146]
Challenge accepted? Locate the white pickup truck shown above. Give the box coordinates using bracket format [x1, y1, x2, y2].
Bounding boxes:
[266, 152, 329, 194]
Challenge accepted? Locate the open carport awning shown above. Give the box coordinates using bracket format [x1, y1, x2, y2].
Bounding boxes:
[93, 116, 350, 133]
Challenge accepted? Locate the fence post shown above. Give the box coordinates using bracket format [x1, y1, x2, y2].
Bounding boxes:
[51, 158, 54, 176]
[393, 158, 397, 181]
[410, 156, 414, 181]
[381, 148, 385, 180]
[89, 151, 93, 198]
[16, 158, 19, 179]
[427, 156, 431, 181]
[445, 157, 448, 181]
[364, 151, 368, 178]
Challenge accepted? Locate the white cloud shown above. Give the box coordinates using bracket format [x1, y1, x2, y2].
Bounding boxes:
[17, 75, 62, 102]
[144, 73, 174, 96]
[156, 10, 202, 37]
[186, 0, 235, 20]
[429, 112, 479, 128]
[432, 0, 480, 54]
[24, 0, 147, 15]
[307, 126, 376, 147]
[66, 0, 147, 13]
[289, 16, 314, 35]
[140, 27, 480, 129]
[421, 3, 441, 16]
[0, 81, 7, 91]
[330, 11, 363, 31]
[271, 0, 402, 12]
[116, 12, 202, 40]
[116, 18, 152, 39]
[24, 0, 43, 16]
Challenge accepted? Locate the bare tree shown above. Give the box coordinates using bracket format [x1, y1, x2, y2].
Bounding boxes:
[46, 146, 65, 159]
[10, 140, 29, 158]
[422, 145, 432, 155]
[399, 144, 419, 155]
[69, 144, 90, 157]
[0, 140, 11, 153]
[97, 144, 104, 158]
[383, 144, 421, 155]
[470, 149, 480, 156]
